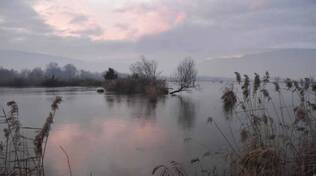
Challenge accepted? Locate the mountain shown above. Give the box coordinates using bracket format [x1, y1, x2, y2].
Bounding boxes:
[198, 49, 316, 78]
[0, 49, 86, 70]
[1, 48, 316, 78]
[0, 49, 112, 72]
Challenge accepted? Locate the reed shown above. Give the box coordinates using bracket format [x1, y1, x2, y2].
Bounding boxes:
[217, 72, 316, 176]
[153, 72, 316, 176]
[0, 96, 62, 176]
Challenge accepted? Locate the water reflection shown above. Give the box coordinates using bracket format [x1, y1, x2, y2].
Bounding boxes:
[104, 93, 123, 107]
[45, 118, 170, 176]
[105, 93, 166, 120]
[0, 85, 223, 176]
[175, 96, 196, 129]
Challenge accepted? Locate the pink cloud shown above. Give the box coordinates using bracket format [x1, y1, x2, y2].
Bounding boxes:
[250, 0, 270, 9]
[32, 0, 186, 41]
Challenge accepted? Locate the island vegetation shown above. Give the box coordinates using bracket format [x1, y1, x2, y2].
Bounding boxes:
[103, 57, 197, 97]
[103, 58, 168, 97]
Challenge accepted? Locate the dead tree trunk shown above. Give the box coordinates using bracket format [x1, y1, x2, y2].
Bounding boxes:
[169, 86, 185, 95]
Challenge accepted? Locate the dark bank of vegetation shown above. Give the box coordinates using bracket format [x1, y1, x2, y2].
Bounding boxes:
[0, 57, 198, 97]
[103, 57, 197, 97]
[153, 72, 316, 176]
[0, 62, 103, 87]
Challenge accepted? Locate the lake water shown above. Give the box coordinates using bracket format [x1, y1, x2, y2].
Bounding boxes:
[0, 83, 238, 176]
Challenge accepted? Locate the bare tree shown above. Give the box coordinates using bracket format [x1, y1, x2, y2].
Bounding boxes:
[170, 58, 197, 95]
[130, 57, 159, 81]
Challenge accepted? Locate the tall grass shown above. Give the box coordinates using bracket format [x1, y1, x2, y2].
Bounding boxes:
[221, 72, 316, 176]
[153, 72, 316, 176]
[0, 96, 62, 176]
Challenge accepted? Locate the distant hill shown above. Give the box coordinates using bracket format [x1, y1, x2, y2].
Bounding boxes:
[0, 49, 114, 72]
[0, 49, 84, 69]
[198, 49, 316, 78]
[1, 48, 316, 79]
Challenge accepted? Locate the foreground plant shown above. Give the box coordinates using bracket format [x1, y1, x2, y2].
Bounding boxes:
[217, 73, 316, 176]
[0, 96, 62, 176]
[152, 161, 187, 176]
[153, 72, 316, 176]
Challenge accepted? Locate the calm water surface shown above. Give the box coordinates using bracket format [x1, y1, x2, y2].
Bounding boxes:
[0, 83, 235, 176]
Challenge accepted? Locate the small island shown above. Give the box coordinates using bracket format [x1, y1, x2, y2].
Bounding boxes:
[103, 57, 197, 98]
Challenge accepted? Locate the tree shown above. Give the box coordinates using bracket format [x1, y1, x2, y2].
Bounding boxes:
[130, 57, 159, 81]
[46, 62, 62, 78]
[103, 68, 118, 80]
[170, 58, 197, 95]
[63, 64, 78, 80]
[0, 68, 18, 86]
[29, 67, 44, 85]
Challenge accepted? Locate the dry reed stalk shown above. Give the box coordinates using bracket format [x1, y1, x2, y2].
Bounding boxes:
[238, 147, 281, 176]
[0, 96, 62, 176]
[154, 72, 316, 176]
[59, 145, 72, 176]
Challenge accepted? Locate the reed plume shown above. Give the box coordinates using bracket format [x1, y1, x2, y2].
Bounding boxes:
[0, 96, 62, 176]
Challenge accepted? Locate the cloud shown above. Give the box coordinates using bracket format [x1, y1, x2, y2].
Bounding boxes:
[0, 0, 316, 73]
[0, 0, 51, 35]
[32, 0, 186, 41]
[69, 15, 89, 24]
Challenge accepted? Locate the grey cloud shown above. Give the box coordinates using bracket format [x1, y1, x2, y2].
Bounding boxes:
[136, 0, 316, 56]
[70, 15, 89, 24]
[0, 0, 51, 34]
[78, 27, 104, 36]
[0, 0, 316, 73]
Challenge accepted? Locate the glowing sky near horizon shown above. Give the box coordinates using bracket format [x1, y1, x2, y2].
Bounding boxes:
[33, 0, 186, 41]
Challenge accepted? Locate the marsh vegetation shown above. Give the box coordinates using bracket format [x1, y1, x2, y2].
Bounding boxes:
[153, 72, 316, 176]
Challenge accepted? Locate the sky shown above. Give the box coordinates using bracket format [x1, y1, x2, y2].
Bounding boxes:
[1, 0, 316, 72]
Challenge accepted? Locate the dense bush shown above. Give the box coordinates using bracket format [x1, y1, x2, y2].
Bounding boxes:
[104, 76, 168, 96]
[103, 58, 169, 97]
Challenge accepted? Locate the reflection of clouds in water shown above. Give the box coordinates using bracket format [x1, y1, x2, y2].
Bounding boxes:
[46, 119, 167, 176]
[0, 85, 227, 175]
[176, 96, 196, 129]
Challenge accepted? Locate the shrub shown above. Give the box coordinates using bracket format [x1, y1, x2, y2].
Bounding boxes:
[104, 58, 168, 97]
[104, 76, 168, 96]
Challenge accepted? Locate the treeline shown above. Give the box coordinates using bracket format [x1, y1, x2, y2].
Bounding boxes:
[0, 63, 103, 87]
